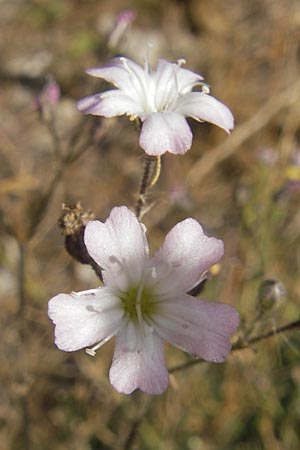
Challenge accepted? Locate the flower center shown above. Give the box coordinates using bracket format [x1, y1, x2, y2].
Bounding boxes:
[120, 285, 156, 321]
[120, 55, 187, 114]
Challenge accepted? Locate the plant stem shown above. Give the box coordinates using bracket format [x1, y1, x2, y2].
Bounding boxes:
[135, 155, 161, 219]
[123, 394, 152, 450]
[169, 319, 300, 373]
[17, 241, 26, 318]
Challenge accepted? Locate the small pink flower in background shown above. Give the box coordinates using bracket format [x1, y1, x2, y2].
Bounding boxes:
[77, 57, 234, 156]
[34, 77, 60, 120]
[169, 183, 193, 210]
[108, 10, 136, 49]
[35, 78, 60, 110]
[48, 206, 239, 395]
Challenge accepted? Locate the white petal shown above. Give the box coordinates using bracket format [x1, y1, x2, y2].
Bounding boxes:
[76, 90, 140, 117]
[152, 59, 179, 111]
[86, 57, 147, 92]
[139, 112, 192, 155]
[175, 92, 234, 132]
[84, 206, 149, 291]
[151, 295, 239, 362]
[109, 326, 169, 394]
[151, 218, 223, 295]
[48, 288, 124, 352]
[176, 65, 204, 94]
[154, 59, 203, 96]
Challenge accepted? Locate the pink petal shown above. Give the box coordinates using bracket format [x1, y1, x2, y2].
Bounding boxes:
[84, 206, 149, 291]
[76, 90, 139, 117]
[151, 295, 239, 362]
[109, 329, 169, 394]
[151, 218, 224, 295]
[139, 112, 192, 155]
[48, 288, 124, 352]
[175, 92, 234, 132]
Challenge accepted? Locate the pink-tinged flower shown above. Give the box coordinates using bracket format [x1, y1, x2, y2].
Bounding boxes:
[35, 78, 61, 110]
[77, 57, 234, 156]
[48, 206, 239, 395]
[108, 10, 136, 49]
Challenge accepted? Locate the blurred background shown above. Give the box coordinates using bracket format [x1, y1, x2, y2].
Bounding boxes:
[1, 0, 300, 449]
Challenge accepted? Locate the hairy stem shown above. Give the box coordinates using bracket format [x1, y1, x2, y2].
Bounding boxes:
[135, 155, 161, 219]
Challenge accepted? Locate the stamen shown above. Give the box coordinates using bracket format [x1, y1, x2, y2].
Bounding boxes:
[177, 58, 186, 67]
[144, 42, 153, 74]
[85, 330, 116, 356]
[120, 56, 149, 108]
[202, 84, 210, 94]
[72, 288, 98, 297]
[120, 56, 131, 72]
[159, 59, 186, 111]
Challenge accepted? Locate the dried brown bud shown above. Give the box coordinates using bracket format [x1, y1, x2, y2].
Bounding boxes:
[59, 202, 95, 237]
[59, 202, 102, 280]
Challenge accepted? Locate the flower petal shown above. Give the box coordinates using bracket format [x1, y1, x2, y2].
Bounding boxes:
[152, 59, 180, 111]
[77, 90, 140, 117]
[176, 65, 204, 94]
[86, 57, 146, 91]
[153, 59, 203, 97]
[109, 327, 169, 394]
[175, 92, 234, 132]
[139, 112, 192, 155]
[151, 295, 239, 362]
[48, 287, 124, 352]
[151, 218, 224, 295]
[84, 206, 149, 290]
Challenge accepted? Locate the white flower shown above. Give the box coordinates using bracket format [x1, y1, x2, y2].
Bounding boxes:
[48, 206, 239, 395]
[77, 57, 234, 155]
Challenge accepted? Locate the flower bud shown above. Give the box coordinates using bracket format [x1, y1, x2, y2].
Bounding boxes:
[108, 9, 136, 50]
[257, 279, 286, 312]
[34, 77, 60, 120]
